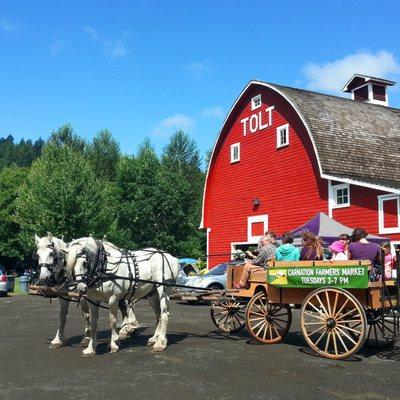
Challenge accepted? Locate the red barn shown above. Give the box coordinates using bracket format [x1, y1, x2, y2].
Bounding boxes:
[201, 75, 400, 267]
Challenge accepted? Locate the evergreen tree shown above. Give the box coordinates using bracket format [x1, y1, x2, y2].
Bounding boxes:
[160, 131, 206, 256]
[0, 166, 29, 264]
[0, 135, 15, 170]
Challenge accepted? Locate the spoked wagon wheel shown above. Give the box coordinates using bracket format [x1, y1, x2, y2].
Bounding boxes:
[365, 309, 397, 348]
[245, 292, 292, 344]
[210, 298, 247, 333]
[300, 287, 367, 360]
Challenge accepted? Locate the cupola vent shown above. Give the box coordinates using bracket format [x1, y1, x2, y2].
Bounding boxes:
[342, 74, 395, 106]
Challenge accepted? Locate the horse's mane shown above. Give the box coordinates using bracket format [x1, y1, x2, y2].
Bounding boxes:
[103, 241, 121, 251]
[65, 237, 92, 273]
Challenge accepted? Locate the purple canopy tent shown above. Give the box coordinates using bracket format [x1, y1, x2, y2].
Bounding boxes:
[287, 212, 388, 246]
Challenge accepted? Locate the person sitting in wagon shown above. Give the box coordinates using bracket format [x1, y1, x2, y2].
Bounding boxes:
[348, 228, 381, 280]
[329, 234, 350, 261]
[300, 232, 323, 261]
[348, 228, 380, 264]
[235, 231, 277, 289]
[275, 232, 300, 261]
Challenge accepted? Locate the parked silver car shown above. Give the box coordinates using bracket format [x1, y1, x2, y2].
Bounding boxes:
[176, 263, 230, 304]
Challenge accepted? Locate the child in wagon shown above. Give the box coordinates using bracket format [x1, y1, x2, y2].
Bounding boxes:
[328, 234, 350, 261]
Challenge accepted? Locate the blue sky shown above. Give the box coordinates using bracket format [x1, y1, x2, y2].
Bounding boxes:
[1, 0, 400, 159]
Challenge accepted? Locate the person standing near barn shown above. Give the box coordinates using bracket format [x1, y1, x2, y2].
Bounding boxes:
[235, 232, 277, 289]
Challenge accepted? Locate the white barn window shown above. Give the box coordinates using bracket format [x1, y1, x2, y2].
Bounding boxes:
[251, 94, 262, 110]
[276, 124, 289, 148]
[378, 194, 400, 234]
[230, 142, 240, 163]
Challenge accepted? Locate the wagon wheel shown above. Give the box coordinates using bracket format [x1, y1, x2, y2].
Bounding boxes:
[365, 309, 397, 348]
[210, 298, 247, 333]
[245, 292, 292, 344]
[300, 287, 367, 360]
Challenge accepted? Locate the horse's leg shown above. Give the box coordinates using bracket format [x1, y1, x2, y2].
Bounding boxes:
[82, 301, 99, 357]
[152, 287, 170, 352]
[119, 302, 140, 339]
[108, 295, 120, 353]
[146, 289, 162, 347]
[50, 297, 70, 349]
[80, 298, 91, 347]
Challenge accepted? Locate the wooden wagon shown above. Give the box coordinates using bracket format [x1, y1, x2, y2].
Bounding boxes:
[210, 260, 400, 359]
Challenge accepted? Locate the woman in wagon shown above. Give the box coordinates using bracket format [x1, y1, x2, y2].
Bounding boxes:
[300, 232, 323, 261]
[347, 227, 380, 265]
[235, 231, 277, 289]
[275, 232, 300, 261]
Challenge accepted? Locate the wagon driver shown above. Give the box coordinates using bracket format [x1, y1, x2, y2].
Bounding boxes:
[235, 231, 277, 289]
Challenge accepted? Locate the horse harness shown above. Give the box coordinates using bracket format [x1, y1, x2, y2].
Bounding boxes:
[73, 241, 175, 303]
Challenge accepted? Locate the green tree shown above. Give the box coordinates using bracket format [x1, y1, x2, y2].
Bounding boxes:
[0, 166, 29, 265]
[16, 143, 118, 250]
[86, 129, 121, 180]
[0, 135, 15, 170]
[49, 124, 86, 153]
[115, 139, 161, 248]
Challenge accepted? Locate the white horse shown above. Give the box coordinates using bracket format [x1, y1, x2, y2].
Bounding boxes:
[66, 237, 179, 357]
[35, 233, 139, 349]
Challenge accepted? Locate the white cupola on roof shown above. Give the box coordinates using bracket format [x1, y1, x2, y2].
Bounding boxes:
[342, 74, 395, 106]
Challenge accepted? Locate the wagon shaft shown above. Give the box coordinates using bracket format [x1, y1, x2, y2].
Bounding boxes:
[28, 285, 80, 299]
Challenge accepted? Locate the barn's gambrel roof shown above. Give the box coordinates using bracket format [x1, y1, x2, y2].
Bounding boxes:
[268, 81, 400, 192]
[200, 80, 400, 228]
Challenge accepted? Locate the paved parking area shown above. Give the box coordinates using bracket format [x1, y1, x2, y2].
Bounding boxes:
[0, 295, 399, 400]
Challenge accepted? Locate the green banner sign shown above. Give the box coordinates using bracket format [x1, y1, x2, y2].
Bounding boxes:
[267, 265, 369, 289]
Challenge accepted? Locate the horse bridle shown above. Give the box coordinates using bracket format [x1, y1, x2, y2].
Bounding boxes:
[73, 240, 108, 287]
[37, 242, 66, 285]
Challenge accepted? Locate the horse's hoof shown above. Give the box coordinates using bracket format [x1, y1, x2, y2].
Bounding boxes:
[81, 350, 96, 358]
[80, 337, 90, 347]
[152, 344, 167, 352]
[49, 341, 63, 349]
[147, 336, 157, 346]
[109, 346, 119, 354]
[118, 330, 130, 340]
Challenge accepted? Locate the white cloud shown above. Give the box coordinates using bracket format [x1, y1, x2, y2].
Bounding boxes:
[104, 32, 129, 59]
[302, 50, 400, 93]
[83, 26, 129, 59]
[200, 106, 224, 119]
[151, 113, 195, 138]
[0, 18, 17, 32]
[83, 26, 100, 42]
[184, 60, 214, 81]
[49, 41, 64, 57]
